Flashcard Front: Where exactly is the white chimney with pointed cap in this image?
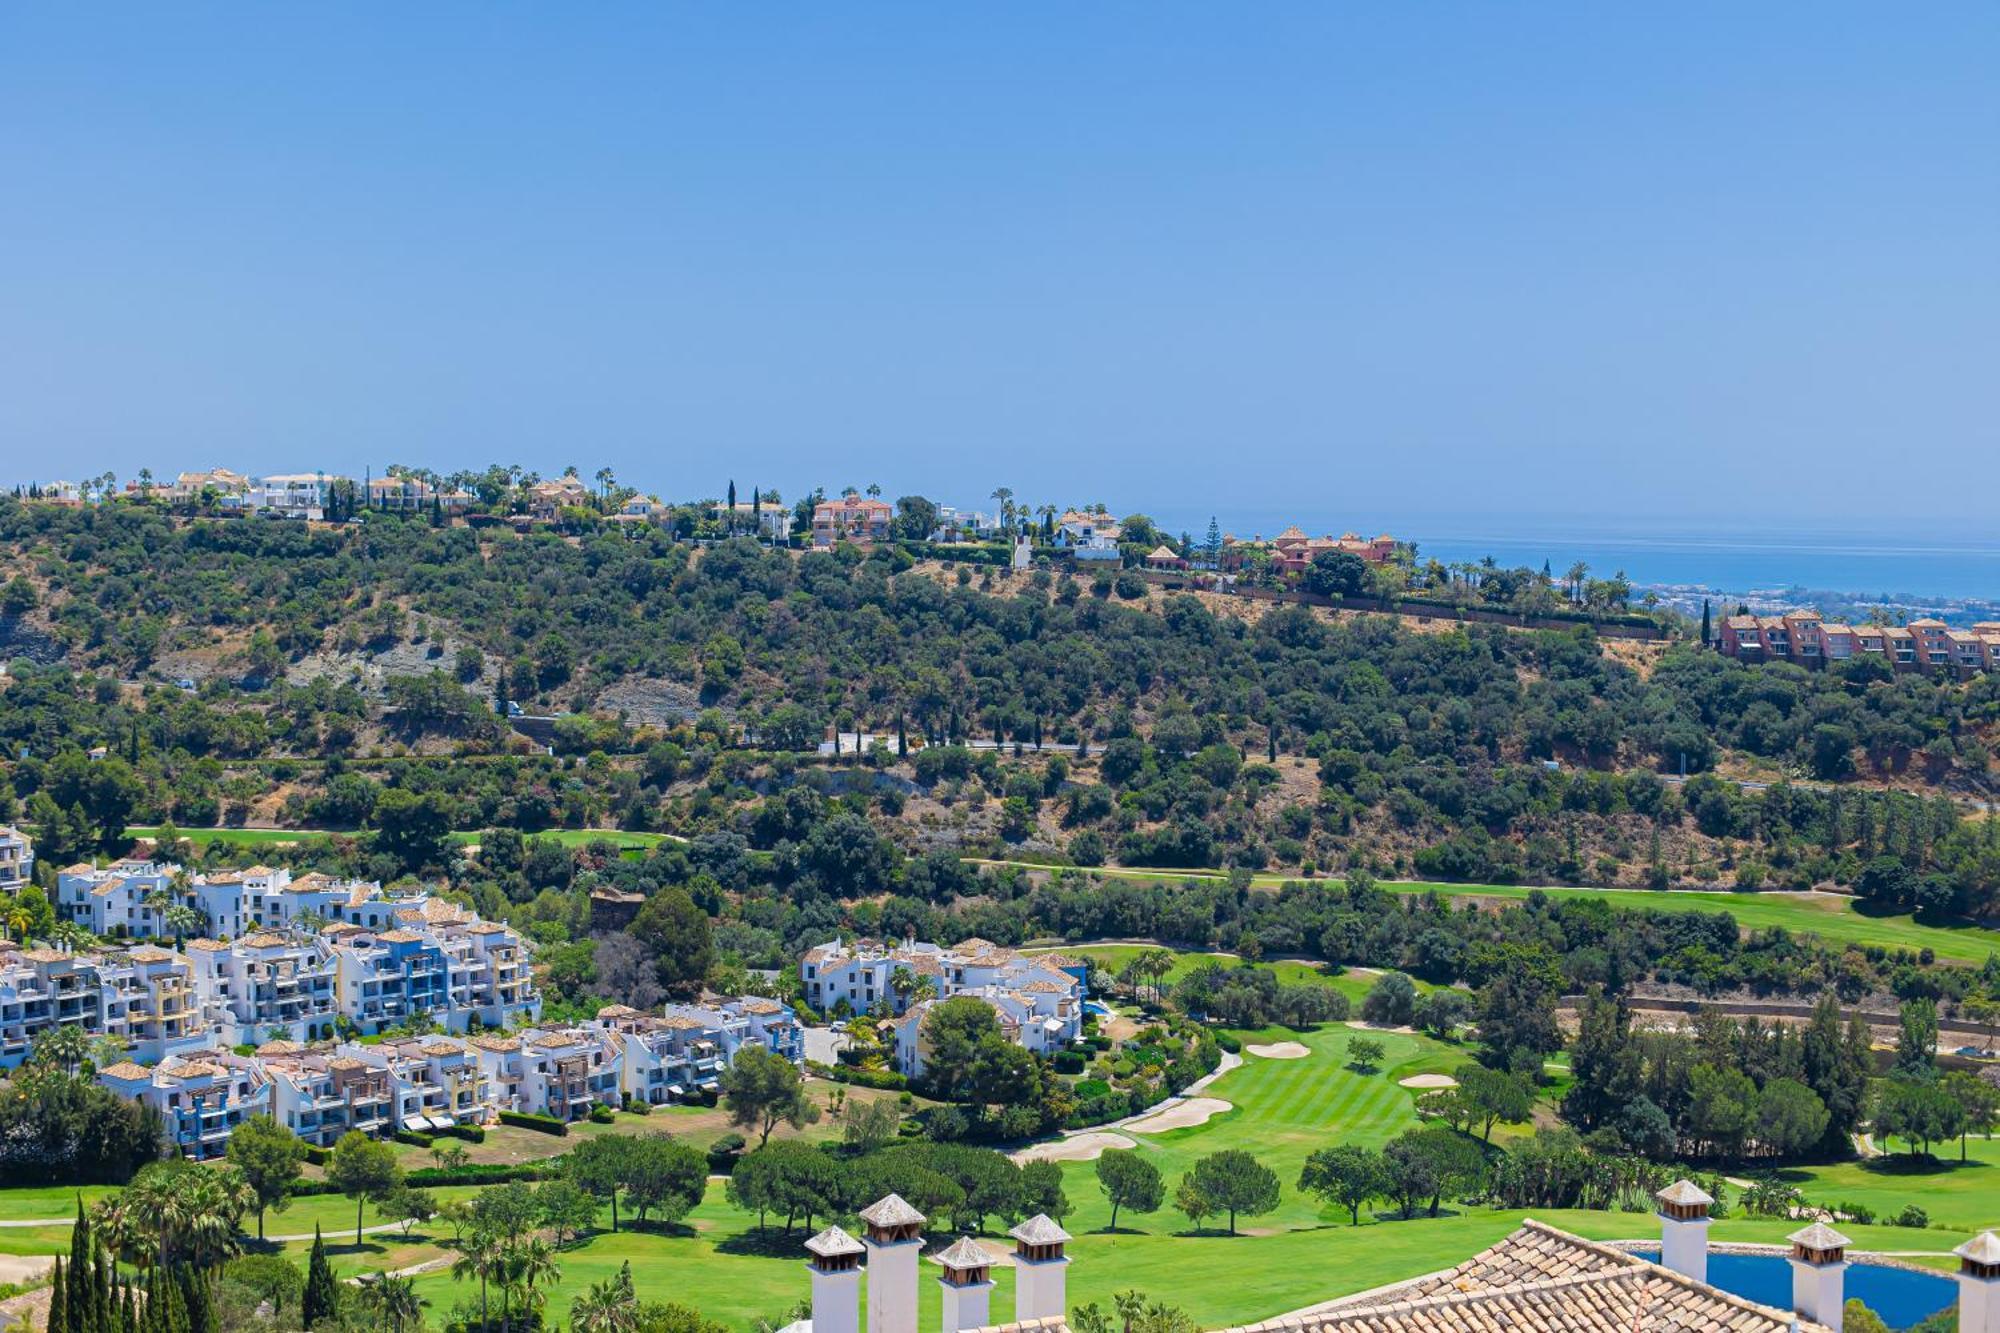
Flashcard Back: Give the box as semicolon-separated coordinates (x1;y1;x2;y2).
1654;1179;1714;1283
806;1225;866;1333
861;1194;926;1333
1788;1221;1851;1333
1957;1229;2000;1333
935;1236;996;1333
1010;1213;1072;1322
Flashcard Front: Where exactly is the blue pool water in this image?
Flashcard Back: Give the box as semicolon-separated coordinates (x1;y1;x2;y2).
1631;1249;1954;1330
1084;1001;1116;1018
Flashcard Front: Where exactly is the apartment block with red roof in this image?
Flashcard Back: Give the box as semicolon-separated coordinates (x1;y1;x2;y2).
1717;610;1995;675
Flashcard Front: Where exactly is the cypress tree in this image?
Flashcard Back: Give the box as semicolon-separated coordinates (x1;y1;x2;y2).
51;1256;68;1333
1699;598;1712;646
302;1226;339;1329
68;1201;92;1333
178;1266;213;1333
896;713;907;757
96;1242;116;1333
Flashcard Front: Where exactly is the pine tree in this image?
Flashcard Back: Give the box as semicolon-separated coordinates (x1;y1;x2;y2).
302;1226;339;1329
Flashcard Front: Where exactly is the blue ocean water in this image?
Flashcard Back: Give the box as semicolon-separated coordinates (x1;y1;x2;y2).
1137;508;2000;603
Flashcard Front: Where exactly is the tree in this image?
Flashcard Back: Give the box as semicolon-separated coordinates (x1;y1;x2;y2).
567;1136;633;1231
327;1130;403;1245
727;1140;841;1234
631;887;715;997
1304;550;1367;598
1894;998;1938;1079
1687;1065;1759;1162
227;1115;306;1239
383;1184;438;1238
360;1270;425;1333
1456;1065;1533;1143
620;1138;708;1226
721;1045;820;1148
1095;1150;1164;1231
1361;972;1418;1027
1754;1078;1830;1159
1179;1151;1280;1235
571;1260;641;1333
534;1178;600;1247
1346;1037;1385;1073
302;1226;340;1329
450;1227;505;1333
1941;1070;2000;1161
1297;1144;1385;1225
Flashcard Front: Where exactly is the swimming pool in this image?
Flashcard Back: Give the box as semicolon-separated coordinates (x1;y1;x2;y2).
1631;1248;1954;1329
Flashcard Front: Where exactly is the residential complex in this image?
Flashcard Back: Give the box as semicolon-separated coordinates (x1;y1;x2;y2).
799;937;1085;1078
1055;510;1123;566
0;826;31;892
1221;526;1399;576
812;494;894;547
50;861;541;1043
1718;611;2000;677
86;991;800;1158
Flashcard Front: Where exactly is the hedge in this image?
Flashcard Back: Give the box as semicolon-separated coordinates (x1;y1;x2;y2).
820;1065;907;1091
393;1129;436;1150
500;1110;570;1136
288;1159;559;1197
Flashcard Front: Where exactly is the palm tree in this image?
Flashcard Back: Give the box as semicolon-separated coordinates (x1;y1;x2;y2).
990;486;1015;532
364;1271;427;1333
570;1262;639;1333
34;1022;89;1074
1565;561;1589;604
512;1237;562;1323
94;1158;250;1273
3;902;30;943
451;1231;504;1333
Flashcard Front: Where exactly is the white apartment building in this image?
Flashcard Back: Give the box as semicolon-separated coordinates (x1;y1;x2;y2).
257;1044;395;1148
183;932;340;1045
893;980;1082;1078
0;942;212;1068
246;472;349;520
800;937;1086;1017
468;1025;623;1121
593;994;803;1107
98;1051;274;1161
0;826;33;893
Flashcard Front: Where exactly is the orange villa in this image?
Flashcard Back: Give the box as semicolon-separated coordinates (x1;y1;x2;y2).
812;494;893;547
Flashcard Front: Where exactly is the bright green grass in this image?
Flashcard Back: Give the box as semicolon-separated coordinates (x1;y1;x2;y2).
374;1191;1976;1332
1025;945;1445;1007
0;1184;118;1222
1777;1133;2000;1233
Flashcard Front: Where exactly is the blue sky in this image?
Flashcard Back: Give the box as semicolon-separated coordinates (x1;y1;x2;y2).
2;4;1996;524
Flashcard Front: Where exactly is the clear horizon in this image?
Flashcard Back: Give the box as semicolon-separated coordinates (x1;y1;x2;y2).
3;5;1996;521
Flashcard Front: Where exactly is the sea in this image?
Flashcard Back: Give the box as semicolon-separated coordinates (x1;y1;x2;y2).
1136;508;2000;606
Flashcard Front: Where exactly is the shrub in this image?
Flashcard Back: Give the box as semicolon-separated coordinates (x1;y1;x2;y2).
302;1145;331;1167
499;1109;569;1136
1052;1050;1087;1074
1215;1033;1242;1054
434;1123;486;1144
392;1129;436;1149
1891;1205;1930;1229
707;1133;746;1174
588;1103;616;1124
826;1065;908;1091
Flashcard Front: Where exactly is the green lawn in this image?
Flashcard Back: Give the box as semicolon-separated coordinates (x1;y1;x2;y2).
1025;944;1447;1009
0;1184;119;1222
1779;1133;2000;1233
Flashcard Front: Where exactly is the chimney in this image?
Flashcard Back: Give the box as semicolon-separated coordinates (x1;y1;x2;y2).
1787;1222;1851;1333
1009;1214;1072;1322
1957;1230;2000;1333
805;1226;865;1333
935;1237;995;1333
1654;1180;1714;1283
860;1194;925;1333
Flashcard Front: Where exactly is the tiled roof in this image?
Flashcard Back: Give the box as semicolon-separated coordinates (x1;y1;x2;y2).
237;933;293;948
859;1194;926;1228
1653;1180;1712;1208
468;1036;521;1052
376;929;424;944
805;1225;866;1259
183;939;229;953
1956;1230;2000;1266
99;1061;153;1081
1271;1220;1825;1333
419;1040;466;1057
935;1236;993;1272
20;949;72;964
1009;1214;1071;1246
256;1039;305;1055
1786;1222;1850;1252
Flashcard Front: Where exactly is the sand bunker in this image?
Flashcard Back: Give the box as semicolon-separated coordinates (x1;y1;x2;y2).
0;1256;53;1285
1246;1041;1310;1059
1124;1096;1232;1134
1010;1131;1137;1164
1346;1019;1417;1035
1398;1073;1458;1090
